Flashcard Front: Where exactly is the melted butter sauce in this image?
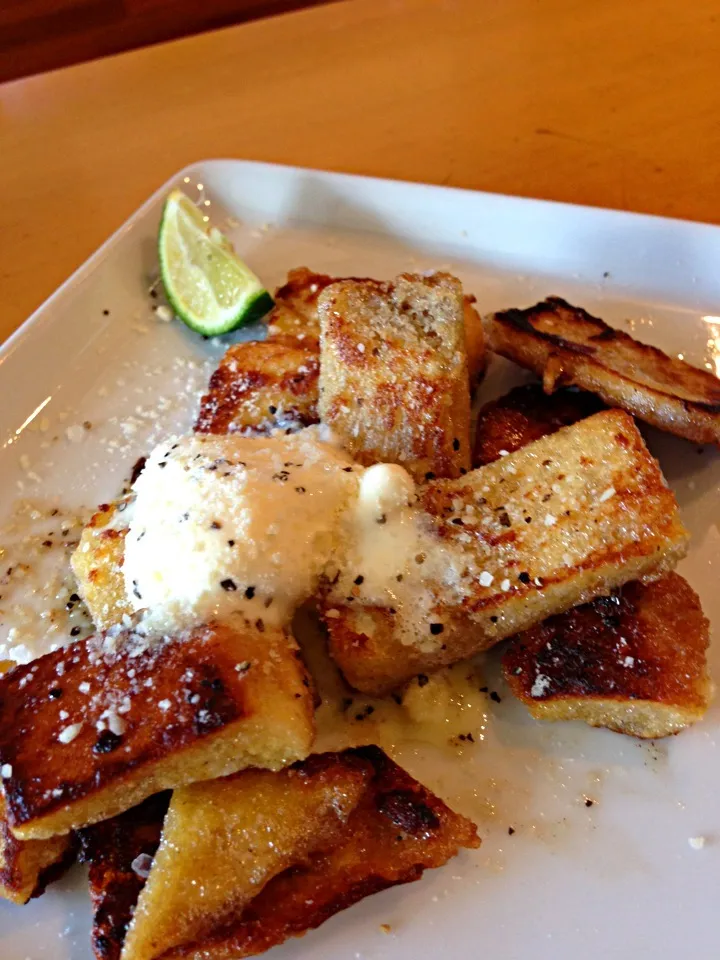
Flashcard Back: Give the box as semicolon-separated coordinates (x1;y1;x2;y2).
0;500;94;663
294;605;489;756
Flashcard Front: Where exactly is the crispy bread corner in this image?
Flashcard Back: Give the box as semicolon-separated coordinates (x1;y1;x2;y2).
0;791;77;904
0;618;314;839
503;574;713;737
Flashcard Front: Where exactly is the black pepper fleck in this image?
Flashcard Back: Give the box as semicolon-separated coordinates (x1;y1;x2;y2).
220;578;237;591
354;575;365;585
93;730;122;754
429;622;444;635
245;586;256;600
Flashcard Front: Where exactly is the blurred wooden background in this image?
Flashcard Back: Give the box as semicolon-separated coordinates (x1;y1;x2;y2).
0;0;334;83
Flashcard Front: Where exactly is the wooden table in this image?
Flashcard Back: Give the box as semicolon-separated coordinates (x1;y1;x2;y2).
2;0;720;343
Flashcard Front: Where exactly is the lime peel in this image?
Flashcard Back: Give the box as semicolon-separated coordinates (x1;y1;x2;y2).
158;190;273;336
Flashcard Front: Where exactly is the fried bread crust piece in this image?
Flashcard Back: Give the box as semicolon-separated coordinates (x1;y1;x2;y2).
478;384;713;736
473;383;604;466
194;341;320;436
318;273;472;480
485;297;720;445
78;793;171;960
194;268;333;435
118;747;479;960
0;791;77;904
0;618;314;839
326;410;688;695
120;753;371;960
71;499;135;631
503;574;713;737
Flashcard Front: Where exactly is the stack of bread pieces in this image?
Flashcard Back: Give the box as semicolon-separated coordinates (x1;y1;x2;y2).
0;267;716;960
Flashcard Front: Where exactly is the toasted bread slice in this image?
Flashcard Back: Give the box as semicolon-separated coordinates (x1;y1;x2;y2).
195;269;483;441
476;385;713;736
0;792;77;904
119;747;478;960
71;499;135;631
265;268;486;382
326;410;688;694
503;574;713;737
121;754;371;960
78;793;171;960
0;618;314;840
485;297;720;445
473;383;604;466
318;273;472;481
194;341;320;436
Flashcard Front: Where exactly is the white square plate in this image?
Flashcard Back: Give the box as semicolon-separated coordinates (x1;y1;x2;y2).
0;160;718;960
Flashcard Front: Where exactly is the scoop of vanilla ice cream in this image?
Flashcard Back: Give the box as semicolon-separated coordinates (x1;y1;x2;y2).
123;430;360;633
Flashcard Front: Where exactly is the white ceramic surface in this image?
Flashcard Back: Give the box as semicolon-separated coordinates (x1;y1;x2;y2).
0;160;718;960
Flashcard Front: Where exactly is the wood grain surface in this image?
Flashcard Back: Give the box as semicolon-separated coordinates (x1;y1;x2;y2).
2;0;720;343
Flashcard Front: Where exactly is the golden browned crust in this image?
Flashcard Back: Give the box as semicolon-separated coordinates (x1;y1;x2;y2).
117;748;478;960
194;267;337;435
71;500;135;631
326;410;688;695
476;383;712;737
194;341;320;435
503;574;713;737
463;296;486;386
0;792;77;904
473;384;604;466
263;267;336;349
485;297;720;445
0;619;315;839
78;793;170;960
318;273;472;480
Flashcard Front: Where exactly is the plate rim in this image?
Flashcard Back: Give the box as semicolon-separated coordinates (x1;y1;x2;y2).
5;156;720;367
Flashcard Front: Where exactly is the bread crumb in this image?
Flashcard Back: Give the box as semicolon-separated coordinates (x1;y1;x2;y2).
688;836;706;850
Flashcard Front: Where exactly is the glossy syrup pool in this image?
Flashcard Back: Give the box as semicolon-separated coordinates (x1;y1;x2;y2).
0;169;718;960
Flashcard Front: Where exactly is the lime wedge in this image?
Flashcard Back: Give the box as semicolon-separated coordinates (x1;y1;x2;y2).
158;190;273;336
